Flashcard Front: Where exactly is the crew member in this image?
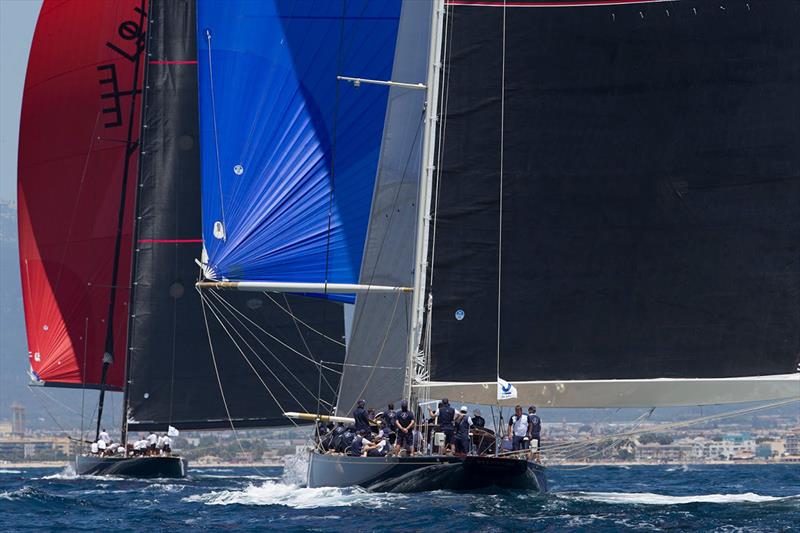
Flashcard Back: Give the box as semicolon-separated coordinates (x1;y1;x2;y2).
394;400;415;455
349;430;369;457
471;409;485;429
508;405;530;452
528;406;542;456
364;433;388;457
383;403;397;445
98;428;111;444
146;432;158;454
437;398;455;453
353;399;371;433
133;436;149;456
454;406;471;455
340;426;356;454
331;422;346;453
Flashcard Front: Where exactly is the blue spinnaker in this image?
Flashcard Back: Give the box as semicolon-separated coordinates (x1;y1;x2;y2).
197;0;401;302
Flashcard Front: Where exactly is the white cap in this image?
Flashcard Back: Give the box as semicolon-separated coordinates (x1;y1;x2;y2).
460;405;468;413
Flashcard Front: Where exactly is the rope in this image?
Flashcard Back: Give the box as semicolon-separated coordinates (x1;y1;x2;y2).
261;292;345;347
344;291;403;415
540;399;799;464
280;293;338;396
198;289;268;477
205;29;227;241
207;290;335;407
202;289;316;410
202;288;342;375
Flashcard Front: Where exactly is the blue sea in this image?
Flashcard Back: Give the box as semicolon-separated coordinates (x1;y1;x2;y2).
0;461;797;531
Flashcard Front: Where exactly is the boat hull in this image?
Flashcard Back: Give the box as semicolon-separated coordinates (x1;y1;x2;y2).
307;453;546;493
75;455;187;478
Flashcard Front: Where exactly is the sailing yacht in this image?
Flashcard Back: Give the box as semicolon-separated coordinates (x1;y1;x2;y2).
18;0;800;486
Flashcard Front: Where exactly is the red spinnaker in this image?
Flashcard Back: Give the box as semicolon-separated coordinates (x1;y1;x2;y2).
18;0;147;388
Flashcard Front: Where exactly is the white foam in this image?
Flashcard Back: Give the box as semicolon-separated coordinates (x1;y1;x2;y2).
183;481;403;509
41;465;77;479
566;491;796;505
281;451;309;485
0;469;22;474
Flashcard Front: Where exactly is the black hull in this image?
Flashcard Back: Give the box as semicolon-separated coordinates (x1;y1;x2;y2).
75;455;187;478
307;453;546;493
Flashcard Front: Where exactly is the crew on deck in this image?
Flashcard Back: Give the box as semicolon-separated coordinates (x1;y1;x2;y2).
394;400;415;455
508;405;530;452
454;405;471;455
435;398;455;454
326;398;541;460
383;403;397;445
528;405;541;457
352;399;371;434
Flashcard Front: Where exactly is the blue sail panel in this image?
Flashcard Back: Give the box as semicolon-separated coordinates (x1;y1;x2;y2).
197;0;402;298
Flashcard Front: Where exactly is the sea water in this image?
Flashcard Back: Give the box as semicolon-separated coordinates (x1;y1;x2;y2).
0;463;797;531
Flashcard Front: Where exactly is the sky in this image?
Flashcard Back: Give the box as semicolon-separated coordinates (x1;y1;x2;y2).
0;0;42;202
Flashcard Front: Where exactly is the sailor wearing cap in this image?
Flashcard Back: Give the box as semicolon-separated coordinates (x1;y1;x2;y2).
352;399;371;434
454;405;471;455
394;400;415;455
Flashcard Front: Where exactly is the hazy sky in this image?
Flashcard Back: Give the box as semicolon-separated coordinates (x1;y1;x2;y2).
0;0;42;202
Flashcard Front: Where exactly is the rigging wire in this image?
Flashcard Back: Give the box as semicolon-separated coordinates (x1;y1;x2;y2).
344;290;404;415
203;289;320;409
427;0;454;287
198;288;269;477
205;29;227;241
261;292;345;347
280;293;338;396
540;398;799;465
204;288;342;375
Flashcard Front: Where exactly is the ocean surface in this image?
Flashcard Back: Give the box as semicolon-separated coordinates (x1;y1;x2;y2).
0;461;797;531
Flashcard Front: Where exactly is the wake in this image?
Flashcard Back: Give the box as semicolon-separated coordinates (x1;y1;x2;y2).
562;491;799;505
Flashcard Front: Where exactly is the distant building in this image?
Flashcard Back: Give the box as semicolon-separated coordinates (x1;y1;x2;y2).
635;442;691;462
785;432;800;456
11;404;25;436
0;435;73;460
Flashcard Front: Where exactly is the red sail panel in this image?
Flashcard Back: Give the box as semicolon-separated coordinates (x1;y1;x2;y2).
18;0;147;388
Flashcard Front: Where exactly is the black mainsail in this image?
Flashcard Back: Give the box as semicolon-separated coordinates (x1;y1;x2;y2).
418;0;800;407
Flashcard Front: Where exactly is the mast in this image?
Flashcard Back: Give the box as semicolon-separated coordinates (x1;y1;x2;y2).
95;1;148;442
121;0;155;447
403;0;446;405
